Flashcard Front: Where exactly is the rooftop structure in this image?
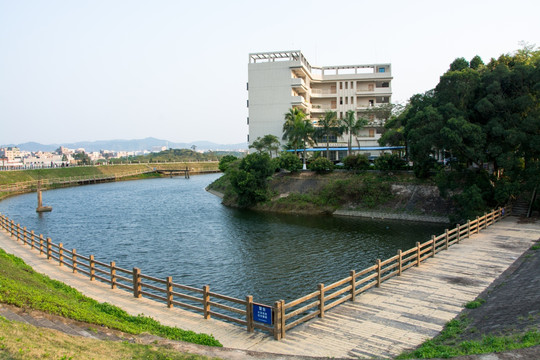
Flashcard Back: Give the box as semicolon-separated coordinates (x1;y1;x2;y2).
247;50;392;160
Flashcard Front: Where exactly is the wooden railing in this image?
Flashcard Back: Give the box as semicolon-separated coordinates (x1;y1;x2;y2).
273;207;510;339
0;207;510;340
0;170;153;193
0;214;274;337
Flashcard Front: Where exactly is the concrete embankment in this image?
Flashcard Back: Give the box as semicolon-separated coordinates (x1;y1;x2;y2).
333;209;450;223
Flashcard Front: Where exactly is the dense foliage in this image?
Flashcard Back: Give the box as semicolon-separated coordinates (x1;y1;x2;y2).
228;153;275;207
277;152;303;172
380;46;540;221
218;155;238;172
128;148;224;163
342;154;371;171
308;157;334;174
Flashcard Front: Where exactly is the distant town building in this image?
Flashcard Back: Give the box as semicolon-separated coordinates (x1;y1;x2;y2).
247;50;392;160
0;147;21;161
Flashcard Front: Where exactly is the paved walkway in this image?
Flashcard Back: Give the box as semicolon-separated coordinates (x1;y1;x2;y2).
1;217;539;359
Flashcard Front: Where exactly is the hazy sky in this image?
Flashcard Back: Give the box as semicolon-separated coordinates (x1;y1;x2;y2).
1;0;539;145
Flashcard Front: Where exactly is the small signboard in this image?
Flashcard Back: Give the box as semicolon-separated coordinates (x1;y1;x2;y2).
253;303;273;325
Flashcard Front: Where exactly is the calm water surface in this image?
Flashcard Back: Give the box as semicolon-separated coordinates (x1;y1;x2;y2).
0;174;446;303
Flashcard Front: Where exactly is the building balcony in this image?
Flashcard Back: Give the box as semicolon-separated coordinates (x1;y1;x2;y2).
291;78;308;93
291;96;309;110
311;88;337;98
356;87;392;96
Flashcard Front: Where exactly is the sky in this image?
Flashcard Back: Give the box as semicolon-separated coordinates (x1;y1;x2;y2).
1;0;539;146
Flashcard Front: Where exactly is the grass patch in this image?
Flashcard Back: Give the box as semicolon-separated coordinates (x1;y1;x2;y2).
398;312;540;359
465;298;486;309
0;248;221;347
0;316;217;360
398;329;540;359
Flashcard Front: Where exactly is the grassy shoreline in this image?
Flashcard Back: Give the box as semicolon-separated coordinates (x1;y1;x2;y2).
0;247;221;347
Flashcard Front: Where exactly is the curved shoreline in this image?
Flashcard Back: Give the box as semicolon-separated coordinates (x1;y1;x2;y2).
205;189;450;223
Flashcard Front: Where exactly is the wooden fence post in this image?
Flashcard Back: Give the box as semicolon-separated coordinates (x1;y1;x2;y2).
110;261;116;289
280;299;286;339
398;250;402;276
273;301;282;340
476;216;480;233
350;270;356;301
10;220;14;236
246;295;253;333
318;283;325;318
90;255;95;281
166;276;173;308
467;220;471;238
16;224;21;242
58;243;63;266
484;213;487;229
30;230;35;249
39;235;44;255
23;227;27;245
133;267;141;298
457;224;461;244
203;285;210;319
72;249;77;273
431;235;436;257
46;237;52;259
416;242;421;266
445;229;449;250
376;259;381;287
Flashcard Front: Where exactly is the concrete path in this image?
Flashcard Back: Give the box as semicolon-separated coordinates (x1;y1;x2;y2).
1;217;539;359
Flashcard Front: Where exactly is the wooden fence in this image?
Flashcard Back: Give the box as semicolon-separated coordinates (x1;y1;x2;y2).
0;170;153;193
0;207;509;340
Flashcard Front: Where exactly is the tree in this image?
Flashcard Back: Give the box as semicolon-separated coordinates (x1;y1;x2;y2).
218;155;238;172
341;110;368;156
261;134;281;157
248;137;265;153
314;110;343;160
282;108;316;169
282;108;306;155
229;153;274;207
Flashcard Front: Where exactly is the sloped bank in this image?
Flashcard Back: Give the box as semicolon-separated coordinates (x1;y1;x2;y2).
208;171;455;223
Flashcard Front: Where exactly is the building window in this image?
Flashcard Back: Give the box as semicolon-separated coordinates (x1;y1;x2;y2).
247;134;249;142
340;97;343;105
379;68;385;73
369;129;375;137
247;100;249;107
369;99;374;107
247;117;249;125
246;82;249;90
340;82;343;90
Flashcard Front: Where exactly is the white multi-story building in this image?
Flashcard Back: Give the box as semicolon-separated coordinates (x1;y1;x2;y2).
247;50;392;160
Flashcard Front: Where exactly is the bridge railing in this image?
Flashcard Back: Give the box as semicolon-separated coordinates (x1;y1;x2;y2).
0;214;274;337
0;207;510;340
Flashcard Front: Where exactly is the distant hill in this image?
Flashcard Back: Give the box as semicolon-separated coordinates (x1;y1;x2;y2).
1;137;248;152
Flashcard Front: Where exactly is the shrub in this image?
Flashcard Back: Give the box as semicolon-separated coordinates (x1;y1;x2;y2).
342;154;370;171
218;155;238;172
277;152;303;172
375;153;406;171
229;153;274;207
309;157;334;174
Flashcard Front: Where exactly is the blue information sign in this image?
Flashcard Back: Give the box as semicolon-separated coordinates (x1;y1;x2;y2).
253;303;273;325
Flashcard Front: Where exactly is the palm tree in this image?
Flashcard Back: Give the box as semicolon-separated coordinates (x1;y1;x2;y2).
314;110;343;160
261;134;280;157
282;108;306;155
282;108;316;168
341;110;368;156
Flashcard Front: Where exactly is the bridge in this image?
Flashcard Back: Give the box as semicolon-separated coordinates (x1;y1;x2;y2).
1;215;538;358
